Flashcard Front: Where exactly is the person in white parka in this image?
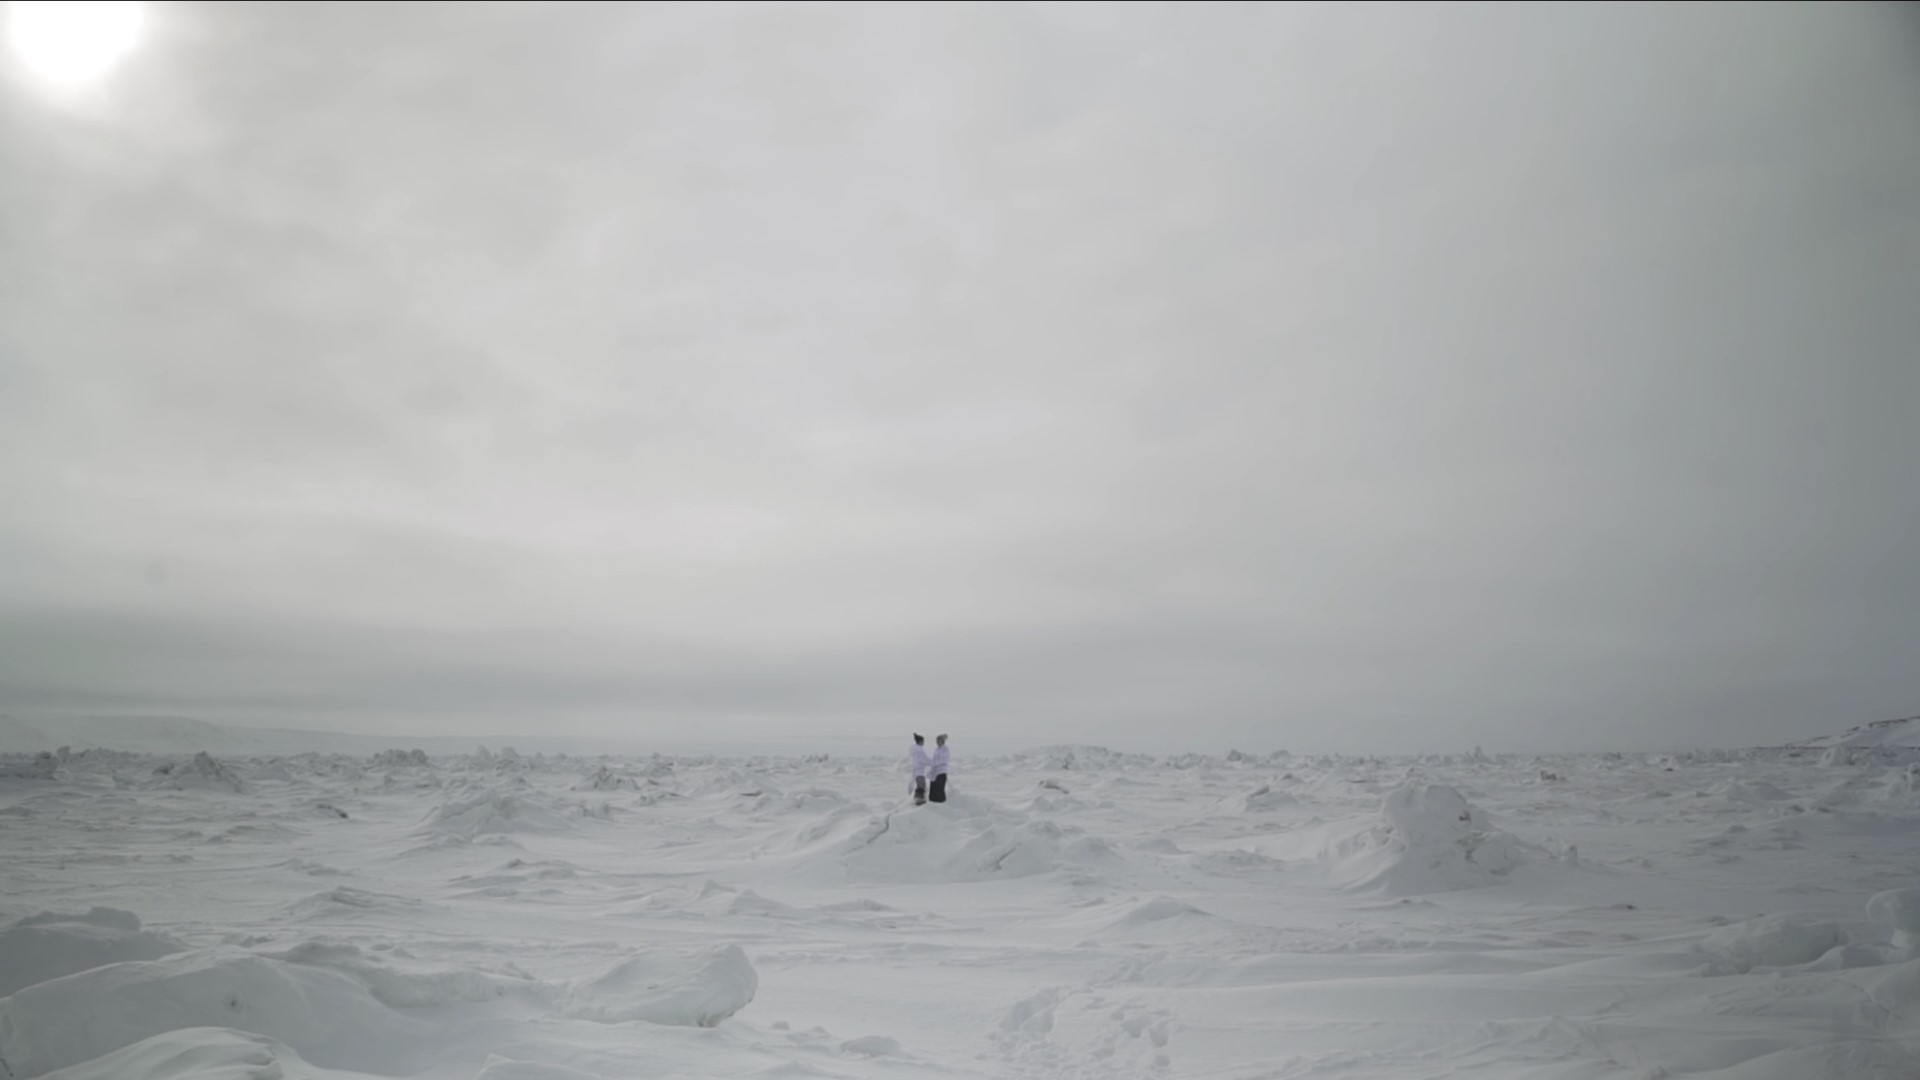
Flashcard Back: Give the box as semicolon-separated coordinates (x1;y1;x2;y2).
908;733;931;805
929;734;950;803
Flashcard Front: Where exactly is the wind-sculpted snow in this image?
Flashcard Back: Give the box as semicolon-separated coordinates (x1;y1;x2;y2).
1307;781;1536;895
560;945;757;1027
1695;913;1849;974
0;909;184;996
148;751;246;793
261;938;519;1007
31;1029;348;1080
474;1057;606;1080
1868;888;1920;957
833;792;1123;883
572;765;643;792
0;751;59;780
278;886;446;923
0;948;437;1076
0;927;763;1077
1083;895;1224;947
1231;781;1301;813
1;733;1918;1077
417;786;581;840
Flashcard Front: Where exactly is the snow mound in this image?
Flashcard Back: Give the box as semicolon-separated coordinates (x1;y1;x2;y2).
371;748;430;768
573;766;641;792
477;1056;606;1080
0;948;432;1076
0;908;185;996
150;751;245;793
838;1035;905;1057
1702;779;1796;804
1696;914;1848;973
262;938;521;1007
998;988;1062;1035
679;881;801;919
1023;791;1095;815
561;945;756;1027
769;787;848;812
1082;895;1224;947
1112;896;1210;927
1190;848;1289;877
777;803;872;850
33;1028;339;1080
1238;783;1299;812
418;789;578;840
836;795;1120;883
1808;768;1920;812
0;751;59;780
1867;888;1920;954
279;887;439;922
1861;956;1920;1017
722;890;801;918
1321;782;1531;895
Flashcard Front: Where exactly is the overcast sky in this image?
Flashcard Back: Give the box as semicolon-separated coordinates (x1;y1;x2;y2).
1;2;1916;754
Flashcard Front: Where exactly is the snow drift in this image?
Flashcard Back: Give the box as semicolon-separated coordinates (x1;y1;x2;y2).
475;1056;607;1080
834;794;1120;884
29;1028;341;1080
149;752;245;793
1695;914;1849;974
1317;781;1531;895
573;766;642;792
417;788;578;840
1868;888;1920;957
0;948;434;1076
0;937;759;1077
0;908;184;997
279;886;442;923
561;945;757;1027
0;751;59;780
1237;782;1300;812
1089;896;1220;944
262;938;520;1008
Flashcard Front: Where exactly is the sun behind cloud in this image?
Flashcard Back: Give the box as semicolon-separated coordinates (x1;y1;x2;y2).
7;0;144;86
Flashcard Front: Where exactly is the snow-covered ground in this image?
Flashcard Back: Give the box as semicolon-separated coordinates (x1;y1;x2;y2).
2;733;1918;1079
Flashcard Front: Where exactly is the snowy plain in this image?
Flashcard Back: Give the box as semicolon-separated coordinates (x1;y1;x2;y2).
2;719;1918;1079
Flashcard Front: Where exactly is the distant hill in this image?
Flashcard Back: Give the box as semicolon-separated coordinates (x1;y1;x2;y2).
0;714;263;754
10;710;1920;759
0;714;620;756
1797;715;1920;750
0;714;909;758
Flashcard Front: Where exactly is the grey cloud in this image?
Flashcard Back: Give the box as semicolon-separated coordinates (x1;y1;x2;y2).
1;2;1916;752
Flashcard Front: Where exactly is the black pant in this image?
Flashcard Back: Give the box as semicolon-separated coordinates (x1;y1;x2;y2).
929;773;948;803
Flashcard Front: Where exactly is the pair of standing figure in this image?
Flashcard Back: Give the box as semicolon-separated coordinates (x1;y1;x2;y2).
909;733;949;805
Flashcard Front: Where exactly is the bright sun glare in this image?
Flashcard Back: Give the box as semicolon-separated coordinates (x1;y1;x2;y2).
7;0;144;85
